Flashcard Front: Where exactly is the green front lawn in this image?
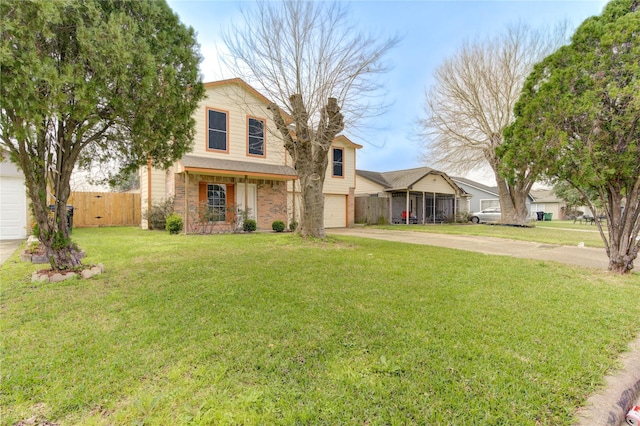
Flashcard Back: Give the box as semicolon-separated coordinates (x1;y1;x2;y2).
374;220;607;248
1;228;639;425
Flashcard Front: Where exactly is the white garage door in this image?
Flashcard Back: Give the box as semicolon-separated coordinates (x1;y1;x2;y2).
0;176;28;240
324;194;347;228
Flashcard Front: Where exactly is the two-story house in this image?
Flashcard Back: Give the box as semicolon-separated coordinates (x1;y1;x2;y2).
140;78;360;232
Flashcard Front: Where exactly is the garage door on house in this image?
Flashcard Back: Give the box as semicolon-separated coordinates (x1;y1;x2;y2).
0;169;28;240
324;194;347;228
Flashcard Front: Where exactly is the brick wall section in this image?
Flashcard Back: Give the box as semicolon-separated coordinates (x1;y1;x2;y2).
173;172;288;232
256;180;287;229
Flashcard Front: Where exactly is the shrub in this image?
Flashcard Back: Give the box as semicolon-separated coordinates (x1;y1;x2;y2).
165;213;183;234
289;220;298;231
243;219;257;232
144;198;174;230
272;220;286;232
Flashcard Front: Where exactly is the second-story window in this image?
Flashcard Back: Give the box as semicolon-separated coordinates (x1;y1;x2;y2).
248;117;265;157
332;147;344;177
208;108;227;151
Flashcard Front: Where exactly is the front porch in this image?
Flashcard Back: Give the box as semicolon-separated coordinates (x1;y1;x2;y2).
391;191;458;225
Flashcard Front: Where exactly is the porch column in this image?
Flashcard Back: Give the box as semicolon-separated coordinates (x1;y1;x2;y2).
406;190;410;224
184;171;189;235
422;192;426;224
244;175;249;218
453;193;457;222
433;192;436;224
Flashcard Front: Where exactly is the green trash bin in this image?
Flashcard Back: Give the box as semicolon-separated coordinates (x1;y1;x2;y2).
543;212;552;221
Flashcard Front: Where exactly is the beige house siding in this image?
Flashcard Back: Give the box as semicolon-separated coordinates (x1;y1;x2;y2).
355;175;386;195
140;164;168;229
324;139;357;195
412;175;457;194
189;82;287;167
531;202;562;220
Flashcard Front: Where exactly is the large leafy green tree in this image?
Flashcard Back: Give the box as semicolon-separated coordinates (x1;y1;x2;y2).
500;0;639;273
1;0;204;270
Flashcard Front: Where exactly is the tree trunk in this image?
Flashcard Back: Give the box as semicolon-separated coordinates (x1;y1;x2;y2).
268;96;343;239
299;170;327;238
493;169;531;226
18;121;84;271
600;184;639;274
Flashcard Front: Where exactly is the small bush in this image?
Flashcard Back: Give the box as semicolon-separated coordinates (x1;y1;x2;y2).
145;198;174;230
243;219;257;232
272;220;285;232
165;213;183;235
289;220;298;231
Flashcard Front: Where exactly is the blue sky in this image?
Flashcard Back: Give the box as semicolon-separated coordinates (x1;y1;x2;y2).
167;0;607;184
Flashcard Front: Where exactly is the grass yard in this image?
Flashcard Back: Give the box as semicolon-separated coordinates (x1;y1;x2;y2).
1;227;639;425
374;220;607;248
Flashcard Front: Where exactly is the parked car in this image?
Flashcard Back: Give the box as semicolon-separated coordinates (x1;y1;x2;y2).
470;207;501;224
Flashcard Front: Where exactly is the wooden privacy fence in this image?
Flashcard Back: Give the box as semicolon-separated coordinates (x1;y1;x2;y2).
67;192;141;227
355;196;390;225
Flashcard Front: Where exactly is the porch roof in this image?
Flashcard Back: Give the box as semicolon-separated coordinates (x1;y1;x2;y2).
357;167;466;194
179;155;298;180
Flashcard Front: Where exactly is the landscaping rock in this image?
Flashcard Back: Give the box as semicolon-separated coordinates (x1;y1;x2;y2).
49;272;77;283
31;271;49;283
31;265;103;283
31;254;49;264
20;252;32;262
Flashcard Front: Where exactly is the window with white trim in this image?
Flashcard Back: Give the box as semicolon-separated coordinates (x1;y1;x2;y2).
207;184;226;221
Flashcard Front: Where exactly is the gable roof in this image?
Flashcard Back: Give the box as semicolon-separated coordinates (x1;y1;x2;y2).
451;176;537;202
334;135;363;149
530;189;562;203
204;78;274;107
450;176;499;197
357;167;465;193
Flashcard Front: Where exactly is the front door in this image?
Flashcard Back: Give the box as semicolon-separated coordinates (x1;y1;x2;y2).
236;183;257;226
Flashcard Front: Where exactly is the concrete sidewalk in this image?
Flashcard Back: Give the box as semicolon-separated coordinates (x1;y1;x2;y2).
328;227;638;425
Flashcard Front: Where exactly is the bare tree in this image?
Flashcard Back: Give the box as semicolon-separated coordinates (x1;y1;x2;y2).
419;23;567;225
222;1;398;238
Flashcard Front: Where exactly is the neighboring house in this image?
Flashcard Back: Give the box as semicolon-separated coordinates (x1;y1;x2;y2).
0;159;29;239
451;176;535;218
355;167;469;224
529;189;567;220
140;78;360;232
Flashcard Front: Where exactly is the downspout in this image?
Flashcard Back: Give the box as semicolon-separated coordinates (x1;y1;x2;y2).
291;179;296;228
184;171;189;234
147;157;152;229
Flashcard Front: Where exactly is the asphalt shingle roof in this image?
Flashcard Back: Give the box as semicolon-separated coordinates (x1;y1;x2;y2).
180;155;298;179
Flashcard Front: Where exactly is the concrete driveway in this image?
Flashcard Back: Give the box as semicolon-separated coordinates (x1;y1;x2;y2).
0;239;24;266
329;227;610;269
